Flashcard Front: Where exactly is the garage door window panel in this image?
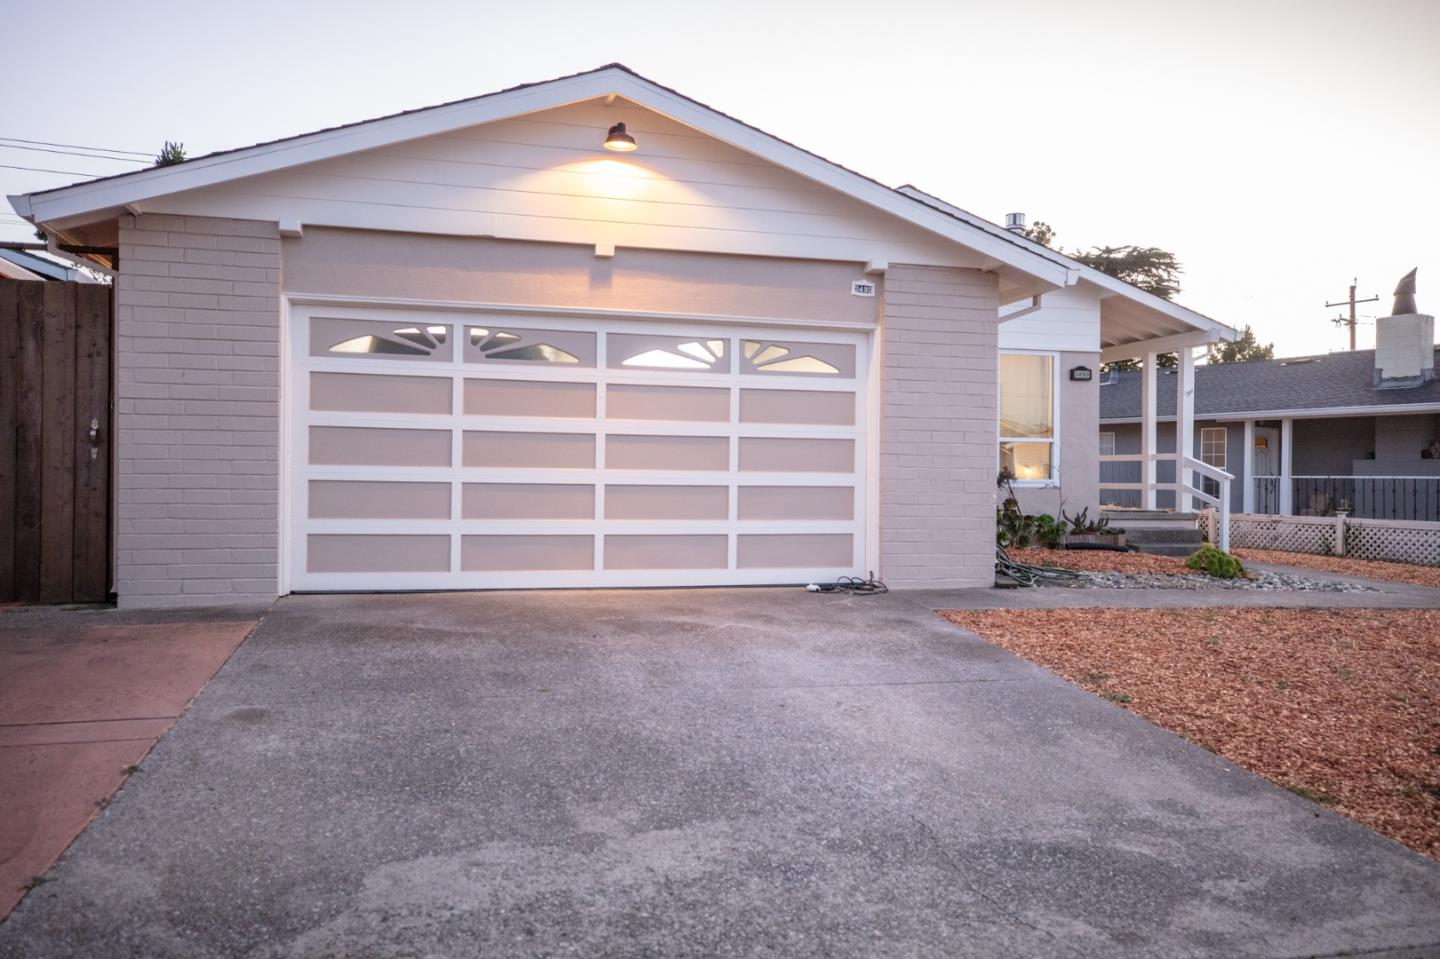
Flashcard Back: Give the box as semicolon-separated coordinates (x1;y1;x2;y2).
311;318;453;362
464;326;595;366
741;340;853;377
609;334;731;373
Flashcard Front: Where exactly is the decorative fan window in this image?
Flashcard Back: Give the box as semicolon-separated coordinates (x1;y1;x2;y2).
621;339;727;371
468;327;580;364
743;341;840;375
330;325;449;356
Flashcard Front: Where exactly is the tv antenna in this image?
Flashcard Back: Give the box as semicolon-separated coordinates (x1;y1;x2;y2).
1326;278;1379;351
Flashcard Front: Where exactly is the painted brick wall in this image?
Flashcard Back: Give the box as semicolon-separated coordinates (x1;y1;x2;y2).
114;214;281;607
879;265;999;588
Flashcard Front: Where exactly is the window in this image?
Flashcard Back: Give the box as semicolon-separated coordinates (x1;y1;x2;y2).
1200;427;1227;498
1099;432;1116;457
999;353;1055;482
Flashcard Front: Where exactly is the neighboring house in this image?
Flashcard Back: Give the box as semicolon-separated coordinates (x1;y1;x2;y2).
1100;340;1440;521
7;64;1233;607
0;247;103;282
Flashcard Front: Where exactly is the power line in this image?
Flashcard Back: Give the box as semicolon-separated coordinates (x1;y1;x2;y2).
0;136;151;158
0;143;147;164
0;162;125;177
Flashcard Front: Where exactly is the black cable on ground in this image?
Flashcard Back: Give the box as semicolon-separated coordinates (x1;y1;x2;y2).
807;572;889;595
995;546;1085;588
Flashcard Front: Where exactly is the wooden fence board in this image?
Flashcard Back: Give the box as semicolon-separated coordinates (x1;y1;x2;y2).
0;284;17;600
39;283;76;603
12;282;45;601
72;284;111;601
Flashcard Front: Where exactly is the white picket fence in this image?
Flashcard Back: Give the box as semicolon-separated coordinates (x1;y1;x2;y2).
1227;512;1440;567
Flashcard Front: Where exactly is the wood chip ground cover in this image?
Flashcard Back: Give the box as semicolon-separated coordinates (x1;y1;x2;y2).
1007;547;1205;576
1234;548;1440;589
940;607;1440;859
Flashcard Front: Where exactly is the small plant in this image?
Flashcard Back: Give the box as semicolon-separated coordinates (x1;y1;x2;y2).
1185;544;1245;579
1061;506;1123;536
1286;785;1338;806
20;875;51;893
1102;691;1134;704
994;472;1063;549
1081;672;1110;685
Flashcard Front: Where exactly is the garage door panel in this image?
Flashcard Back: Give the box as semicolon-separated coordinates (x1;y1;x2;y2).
605;485;728;520
462;431;596;469
310;426;451;467
311;372;452;415
740;389;854;426
738;437;854;473
464;379;596;418
462;483;595;520
291;310;868;591
462;535;594;571
308;534;451;573
738;486;853;521
605;535;728;570
311;317;453;362
606;434;729;471
309;480;452;519
738;534;854;569
607;384;729;422
463;325;596;367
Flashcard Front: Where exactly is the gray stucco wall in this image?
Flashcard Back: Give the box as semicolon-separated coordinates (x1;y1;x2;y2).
1292;417;1373;474
1100;419;1245;513
879;265;999;588
1011;351;1100;520
115;214;281;608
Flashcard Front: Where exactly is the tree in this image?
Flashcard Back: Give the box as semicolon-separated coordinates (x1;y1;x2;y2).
1023;221;1055;248
154;141;187;167
1071;244;1183;300
1206;324;1274;364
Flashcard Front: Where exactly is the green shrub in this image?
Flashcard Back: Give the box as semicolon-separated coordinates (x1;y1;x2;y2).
1185;544;1245;579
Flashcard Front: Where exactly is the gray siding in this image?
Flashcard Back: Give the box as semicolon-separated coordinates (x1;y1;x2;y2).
115;214;280;607
879;265;998;588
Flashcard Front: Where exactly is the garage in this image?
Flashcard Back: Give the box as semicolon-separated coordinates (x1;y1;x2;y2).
286;304;871;590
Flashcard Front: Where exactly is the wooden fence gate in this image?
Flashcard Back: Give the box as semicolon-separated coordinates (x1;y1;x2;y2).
0;281;112;603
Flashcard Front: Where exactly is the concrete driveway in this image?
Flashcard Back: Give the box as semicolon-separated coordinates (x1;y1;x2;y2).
3;588;1438;958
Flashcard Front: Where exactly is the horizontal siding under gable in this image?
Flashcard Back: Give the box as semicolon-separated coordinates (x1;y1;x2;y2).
998;286;1101;352
141;100;979;268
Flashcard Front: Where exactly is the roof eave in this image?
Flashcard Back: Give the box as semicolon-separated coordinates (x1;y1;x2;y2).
12;65;1071;289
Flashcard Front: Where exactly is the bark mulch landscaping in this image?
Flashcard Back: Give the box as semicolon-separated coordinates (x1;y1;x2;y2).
1234;548;1440;590
1007;547;1204;576
940;607;1440;860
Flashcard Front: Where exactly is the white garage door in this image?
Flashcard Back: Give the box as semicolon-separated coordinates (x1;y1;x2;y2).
286;305;870;591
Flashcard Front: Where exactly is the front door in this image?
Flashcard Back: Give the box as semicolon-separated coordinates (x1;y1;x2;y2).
1252;427;1280;512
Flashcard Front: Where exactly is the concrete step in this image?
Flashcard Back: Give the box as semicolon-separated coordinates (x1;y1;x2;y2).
1100;509;1201;531
1133;543;1204;558
1123;527;1204;545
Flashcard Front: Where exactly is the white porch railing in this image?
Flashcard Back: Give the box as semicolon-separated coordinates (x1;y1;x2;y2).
1100;452;1233;551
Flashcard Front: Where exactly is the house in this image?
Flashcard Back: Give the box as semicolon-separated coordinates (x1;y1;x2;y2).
7;64;1234;607
0;246;104;282
1100;333;1440;521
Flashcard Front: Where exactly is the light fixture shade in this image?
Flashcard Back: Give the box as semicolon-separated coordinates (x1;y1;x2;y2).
603;122;637;152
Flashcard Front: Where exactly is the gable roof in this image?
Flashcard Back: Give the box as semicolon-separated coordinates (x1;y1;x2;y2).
1101;348;1440;421
9;64;1071;291
896;185;1237;350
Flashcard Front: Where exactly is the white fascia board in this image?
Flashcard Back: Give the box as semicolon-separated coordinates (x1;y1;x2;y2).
19;72;620;224
1101;401;1440;424
1101;330;1221;363
15;67;1071;289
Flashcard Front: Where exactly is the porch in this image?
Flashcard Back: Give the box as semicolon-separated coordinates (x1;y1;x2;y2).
1094;338;1236;551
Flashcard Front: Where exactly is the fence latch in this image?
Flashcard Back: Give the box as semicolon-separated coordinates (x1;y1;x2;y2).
88;418;101;460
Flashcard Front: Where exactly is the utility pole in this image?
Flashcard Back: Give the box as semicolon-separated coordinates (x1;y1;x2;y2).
1327;279;1379;352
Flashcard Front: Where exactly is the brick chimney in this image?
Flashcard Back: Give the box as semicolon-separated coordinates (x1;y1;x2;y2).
1375;268;1435;389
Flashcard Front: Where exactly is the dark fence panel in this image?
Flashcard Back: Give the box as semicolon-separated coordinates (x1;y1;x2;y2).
0;281;112;603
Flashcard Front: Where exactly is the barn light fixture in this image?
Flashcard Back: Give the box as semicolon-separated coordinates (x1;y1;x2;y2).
603;122;637;152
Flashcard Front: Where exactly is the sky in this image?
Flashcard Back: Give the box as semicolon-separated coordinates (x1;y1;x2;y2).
3;0;1437;357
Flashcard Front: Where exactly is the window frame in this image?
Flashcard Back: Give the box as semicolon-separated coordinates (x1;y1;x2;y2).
1199;426;1228;498
997;349;1061;487
1098;431;1116;457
